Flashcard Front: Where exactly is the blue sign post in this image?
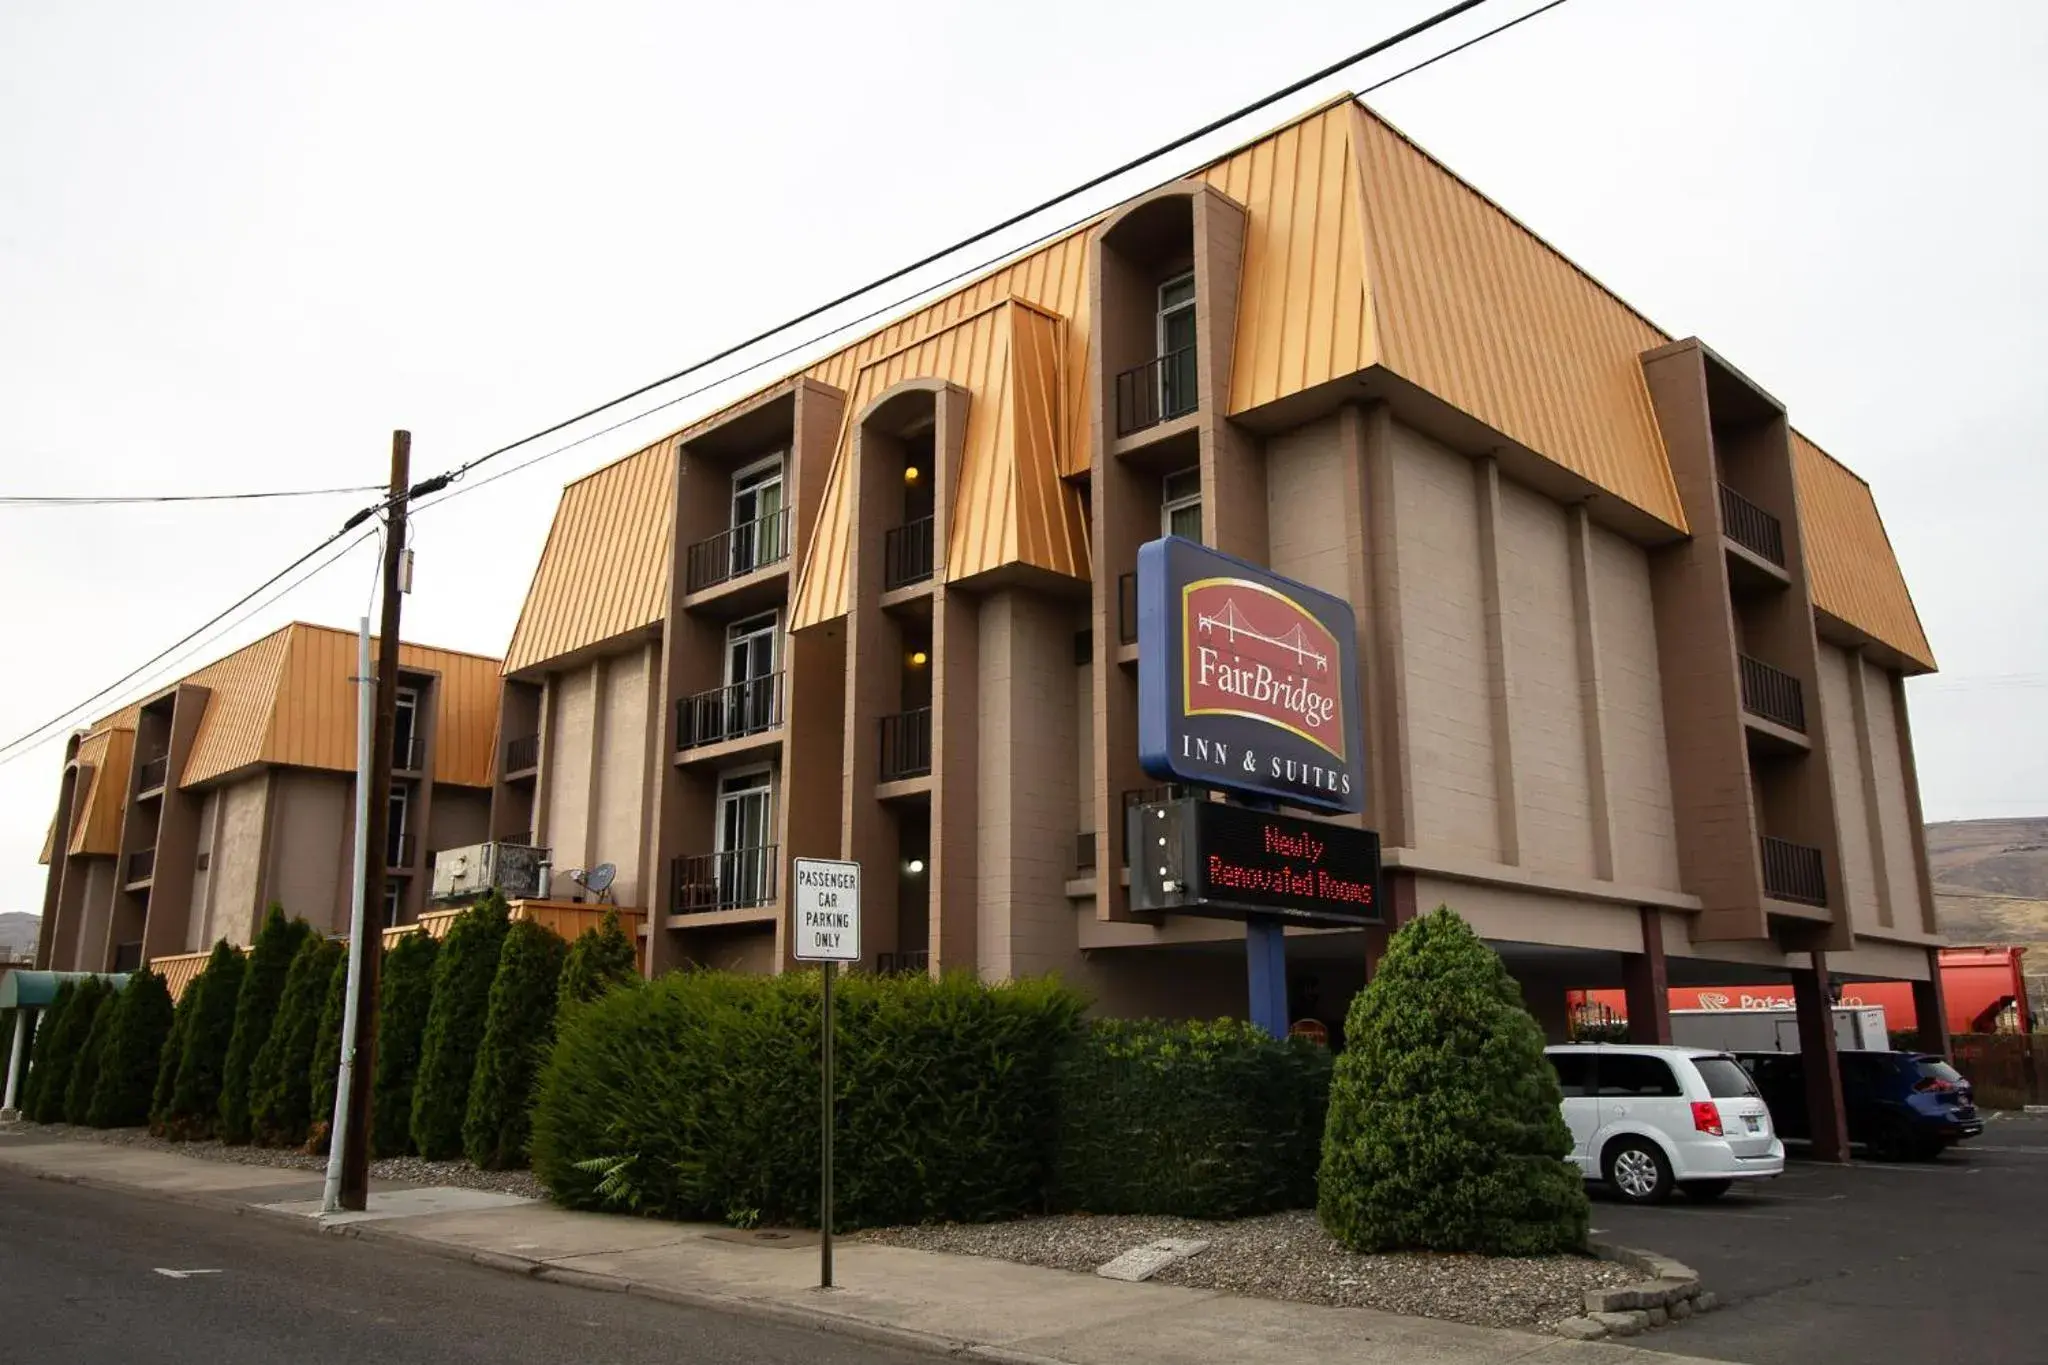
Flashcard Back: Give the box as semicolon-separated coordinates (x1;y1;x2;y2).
1133;536;1370;1038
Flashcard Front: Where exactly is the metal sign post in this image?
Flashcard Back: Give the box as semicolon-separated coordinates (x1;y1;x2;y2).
792;857;861;1290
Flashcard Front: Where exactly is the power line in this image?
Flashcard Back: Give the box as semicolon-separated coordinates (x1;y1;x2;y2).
0;485;383;508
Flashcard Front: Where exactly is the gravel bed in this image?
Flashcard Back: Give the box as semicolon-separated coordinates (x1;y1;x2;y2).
14;1121;548;1200
866;1210;1631;1330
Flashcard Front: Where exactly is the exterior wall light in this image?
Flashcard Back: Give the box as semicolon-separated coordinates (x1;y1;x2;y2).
906;858;926;875
908;650;929;668
904;465;921;484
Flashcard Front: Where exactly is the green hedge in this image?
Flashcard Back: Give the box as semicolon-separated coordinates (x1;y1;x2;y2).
370;931;440;1157
464;920;570;1169
166;941;247;1139
307;948;351;1152
410;895;511;1159
532;970;1084;1229
87;970;175;1129
1318;906;1588;1256
249;937;344;1147
150;991;195;1133
1054;1018;1331;1218
62;981;122;1124
31;978;109;1124
220;907;311;1144
556;910;639;1022
21;980;77;1120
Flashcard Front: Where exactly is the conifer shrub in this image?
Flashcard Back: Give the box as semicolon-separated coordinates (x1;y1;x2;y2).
87;969;175;1129
531;970;1084;1228
369;931;440;1157
150;991;195;1133
409;894;511;1159
31;977;108;1124
62;979;121;1124
248;936;344;1147
1053;1018;1331;1218
219;907;311;1143
21;980;76;1120
463;919;570;1169
306;948;350;1153
1317;906;1589;1256
555;910;640;1023
165;941;247;1139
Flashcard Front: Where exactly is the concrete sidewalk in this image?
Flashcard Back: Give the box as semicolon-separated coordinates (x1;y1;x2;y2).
0;1129;1743;1365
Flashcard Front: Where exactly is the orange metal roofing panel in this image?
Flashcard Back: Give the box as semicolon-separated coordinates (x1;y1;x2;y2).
1001;303;1090;581
1349;105;1687;534
55;724;135;859
179;625;294;787
1791;432;1935;672
503;439;676;673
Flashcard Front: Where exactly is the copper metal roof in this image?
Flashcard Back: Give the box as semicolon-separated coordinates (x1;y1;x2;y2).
1790;432;1935;672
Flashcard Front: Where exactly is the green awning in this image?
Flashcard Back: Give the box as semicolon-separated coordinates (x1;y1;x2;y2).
0;971;130;1009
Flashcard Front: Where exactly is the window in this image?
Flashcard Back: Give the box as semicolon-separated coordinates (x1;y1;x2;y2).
386;786;409;868
382;882;402;928
1596;1054;1682;1098
726;613;780;735
730;455;786;574
1549;1052;1594;1098
393;685;420;769
716;769;775;909
1162;467;1202;540
1693;1056;1760;1099
1157;273;1196;358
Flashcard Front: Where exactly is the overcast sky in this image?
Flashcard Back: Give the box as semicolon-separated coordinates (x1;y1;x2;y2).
3;0;2044;917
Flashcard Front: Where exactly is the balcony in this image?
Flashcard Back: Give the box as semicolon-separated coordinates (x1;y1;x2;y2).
1114;346;1199;437
504;733;540;776
676;672;784;751
1075;830;1097;874
877;950;929;975
1118;572;1138;646
1719;483;1785;568
393;734;425;773
1761;836;1827;907
1739;654;1807;733
672;845;778;914
387;833;417;871
137;754;169;796
686;508;791;595
125;847;156;887
112;941;144;973
883;516;935;591
879;707;932;783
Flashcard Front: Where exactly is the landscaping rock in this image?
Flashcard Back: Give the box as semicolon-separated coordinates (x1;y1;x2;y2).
1647;1305;1669;1328
1696;1291;1719;1313
1594;1310;1648;1337
1553;1317;1609;1341
1096;1238;1209;1282
1670;1297;1693;1321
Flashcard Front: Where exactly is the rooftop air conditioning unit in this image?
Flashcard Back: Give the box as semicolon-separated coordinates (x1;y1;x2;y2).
431;841;549;904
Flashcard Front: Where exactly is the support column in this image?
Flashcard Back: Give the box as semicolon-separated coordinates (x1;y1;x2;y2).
1624;907;1672;1044
1;1008;30;1115
1793;950;1850;1163
1246;918;1288;1038
1472;457;1521;866
1912;946;1950;1056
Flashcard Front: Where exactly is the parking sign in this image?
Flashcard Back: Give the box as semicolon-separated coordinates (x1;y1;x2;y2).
792;858;861;962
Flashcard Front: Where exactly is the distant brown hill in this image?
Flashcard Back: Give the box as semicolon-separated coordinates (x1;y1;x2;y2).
1928;818;2048;999
0;911;38;961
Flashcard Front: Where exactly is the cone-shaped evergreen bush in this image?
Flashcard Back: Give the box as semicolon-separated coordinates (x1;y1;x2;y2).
306;949;350;1154
32;978;108;1123
248;936;344;1146
556;910;639;1024
150;991;195;1133
166;941;247;1139
62;980;120;1124
87;969;175;1128
219;906;311;1143
370;930;440;1157
21;980;76;1119
410;893;510;1159
1317;906;1588;1256
464;919;569;1169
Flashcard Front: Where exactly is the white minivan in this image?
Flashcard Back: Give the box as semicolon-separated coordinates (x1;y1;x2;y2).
1544;1044;1784;1204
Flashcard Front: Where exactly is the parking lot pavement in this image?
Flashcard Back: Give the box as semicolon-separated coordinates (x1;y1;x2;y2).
1593;1111;2048;1365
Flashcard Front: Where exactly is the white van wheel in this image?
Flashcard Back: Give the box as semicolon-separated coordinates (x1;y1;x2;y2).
1604;1138;1673;1204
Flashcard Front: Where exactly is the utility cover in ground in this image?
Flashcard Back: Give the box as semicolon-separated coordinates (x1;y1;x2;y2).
792;858;861;962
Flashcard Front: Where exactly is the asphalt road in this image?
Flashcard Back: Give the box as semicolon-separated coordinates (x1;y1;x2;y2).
1594;1111;2048;1365
0;1169;932;1365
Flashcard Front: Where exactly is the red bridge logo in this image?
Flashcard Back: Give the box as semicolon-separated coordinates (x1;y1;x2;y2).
1182;577;1346;759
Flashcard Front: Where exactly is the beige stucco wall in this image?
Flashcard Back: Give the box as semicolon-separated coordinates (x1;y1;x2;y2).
688;925;777;974
74;859;116;971
268;770;352;935
1390;423;1499;859
1415;875;1645;955
1816;643;1882;932
592;644;656;903
1589;528;1684;891
1864;664;1927;933
1264;414;1349;599
428;788;492;862
542;662;598;887
186;788;221;943
202;776;269;947
1073;949;1246;1021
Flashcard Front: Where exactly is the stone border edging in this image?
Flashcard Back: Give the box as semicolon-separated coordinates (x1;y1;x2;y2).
1552;1242;1718;1341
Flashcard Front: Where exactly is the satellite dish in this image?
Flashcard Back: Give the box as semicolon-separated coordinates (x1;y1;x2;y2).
585;863;617;903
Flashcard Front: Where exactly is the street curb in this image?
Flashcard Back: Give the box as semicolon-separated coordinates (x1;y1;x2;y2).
1554;1242;1714;1341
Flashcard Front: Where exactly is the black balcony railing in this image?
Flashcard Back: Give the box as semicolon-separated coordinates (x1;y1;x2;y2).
125;847;156;885
879;707;933;782
676;672;785;750
1114;345;1199;437
1739;654;1807;732
137;754;170;794
1121;784;1187;865
883;516;935;590
504;733;540;775
1719;483;1786;568
393;733;425;772
1076;830;1098;874
672;845;779;913
686;507;791;594
1761;836;1827;907
877;950;930;975
387;833;417;871
1118;572;1138;645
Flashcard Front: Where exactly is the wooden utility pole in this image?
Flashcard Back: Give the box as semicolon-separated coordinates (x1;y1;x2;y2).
339;430;410;1210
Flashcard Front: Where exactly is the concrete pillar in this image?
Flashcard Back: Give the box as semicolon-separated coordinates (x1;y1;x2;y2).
2;1008;30;1115
1793;950;1850;1163
1624;907;1672;1044
1912;947;1950;1056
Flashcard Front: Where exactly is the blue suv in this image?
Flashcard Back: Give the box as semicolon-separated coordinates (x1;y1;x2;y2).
1738;1051;1983;1161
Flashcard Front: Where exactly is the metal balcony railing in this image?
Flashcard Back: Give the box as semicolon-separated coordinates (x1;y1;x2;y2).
1114;345;1199;437
387;833;417;871
137;754;169;794
1121;785;1187;865
393;734;425;772
125;848;155;885
1118;572;1138;645
676;672;785;750
504;733;540;775
686;507;791;594
672;845;778;913
879;708;932;782
1739;654;1807;732
1076;831;1097;874
877;950;929;975
1761;836;1827;907
1719;483;1786;568
883;516;935;590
